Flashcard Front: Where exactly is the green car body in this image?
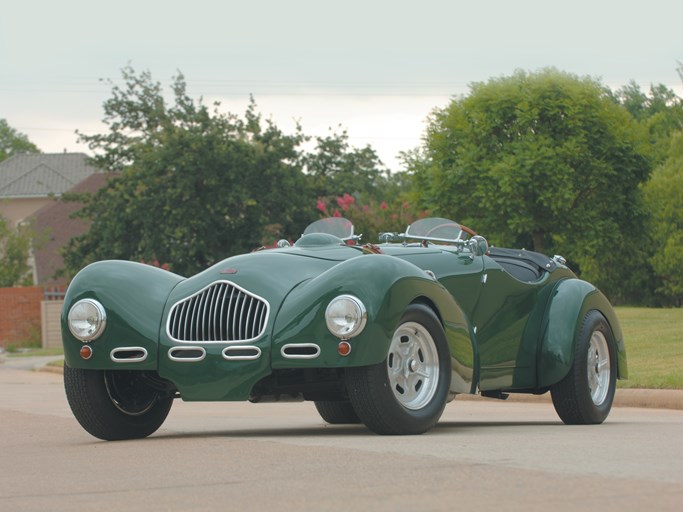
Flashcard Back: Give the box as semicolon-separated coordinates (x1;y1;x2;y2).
62;217;626;439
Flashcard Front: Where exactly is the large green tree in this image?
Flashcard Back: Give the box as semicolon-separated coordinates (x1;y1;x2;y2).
410;69;653;302
305;128;390;201
63;67;315;277
0;119;40;162
643;132;683;306
0;216;33;287
616;81;683;165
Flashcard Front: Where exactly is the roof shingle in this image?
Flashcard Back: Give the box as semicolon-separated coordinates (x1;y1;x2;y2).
0;153;98;198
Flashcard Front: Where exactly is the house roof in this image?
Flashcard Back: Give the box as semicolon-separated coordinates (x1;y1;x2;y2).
0;152;98;199
31;173;114;286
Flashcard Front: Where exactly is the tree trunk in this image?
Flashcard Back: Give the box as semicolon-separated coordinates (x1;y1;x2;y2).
531;230;545;254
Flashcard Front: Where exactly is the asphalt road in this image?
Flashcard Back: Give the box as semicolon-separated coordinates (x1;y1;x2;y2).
1;365;681;512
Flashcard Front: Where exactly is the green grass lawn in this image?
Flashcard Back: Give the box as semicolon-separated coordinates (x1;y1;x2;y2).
6;347;64;357
616;307;683;389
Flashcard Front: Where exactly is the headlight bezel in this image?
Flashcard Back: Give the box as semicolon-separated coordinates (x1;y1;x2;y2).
325;295;367;340
67;298;107;342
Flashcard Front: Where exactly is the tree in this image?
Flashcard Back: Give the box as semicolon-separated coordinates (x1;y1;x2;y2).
643;132;683;306
63;67;315;277
0;119;40;162
616;81;683;165
305;129;390;201
411;69;653;302
0;216;33;287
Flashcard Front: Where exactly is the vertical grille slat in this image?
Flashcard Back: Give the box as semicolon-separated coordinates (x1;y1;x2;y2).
167;281;269;343
238;295;247;341
218;283;228;341
180;301;190;340
209;283;222;341
197;288;208;341
188;297;199;339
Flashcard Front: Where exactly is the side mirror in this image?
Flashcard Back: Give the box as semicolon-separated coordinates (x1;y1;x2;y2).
469;235;489;257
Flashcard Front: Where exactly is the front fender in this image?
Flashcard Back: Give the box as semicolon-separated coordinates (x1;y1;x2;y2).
538;278;627;388
62;261;184;370
271;254;476;393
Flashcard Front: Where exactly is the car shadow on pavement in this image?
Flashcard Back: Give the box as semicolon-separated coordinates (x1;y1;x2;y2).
139;420;578;441
150;425;370;440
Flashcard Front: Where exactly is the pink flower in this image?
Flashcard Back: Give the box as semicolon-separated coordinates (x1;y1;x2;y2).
380;201;388;210
336;193;355;211
333;209;341;218
316;199;327;213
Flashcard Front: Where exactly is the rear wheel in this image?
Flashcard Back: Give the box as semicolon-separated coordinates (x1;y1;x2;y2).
314;401;361;424
64;365;174;440
346;304;451;435
551;311;617;424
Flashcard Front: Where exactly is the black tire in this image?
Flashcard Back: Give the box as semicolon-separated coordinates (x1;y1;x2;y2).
314;401;361;424
551;310;617;425
345;303;451;435
64;365;174;440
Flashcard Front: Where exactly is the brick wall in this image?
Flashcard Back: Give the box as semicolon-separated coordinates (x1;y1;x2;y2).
0;287;43;347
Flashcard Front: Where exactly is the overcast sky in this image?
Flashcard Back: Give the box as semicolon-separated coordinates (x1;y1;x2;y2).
1;0;682;170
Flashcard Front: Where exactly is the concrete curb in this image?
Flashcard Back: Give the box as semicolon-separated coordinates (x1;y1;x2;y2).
28;360;683;411
458;388;683;411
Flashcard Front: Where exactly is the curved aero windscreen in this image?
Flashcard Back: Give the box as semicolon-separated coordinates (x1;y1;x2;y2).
303;217;354;240
405;217;463;242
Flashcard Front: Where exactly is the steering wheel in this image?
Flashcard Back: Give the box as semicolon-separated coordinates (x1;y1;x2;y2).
460;224;478;238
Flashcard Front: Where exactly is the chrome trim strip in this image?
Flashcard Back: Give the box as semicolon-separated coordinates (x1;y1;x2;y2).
281;343;321;360
166;280;270;344
168;346;206;362
222;346;262;361
110;347;148;363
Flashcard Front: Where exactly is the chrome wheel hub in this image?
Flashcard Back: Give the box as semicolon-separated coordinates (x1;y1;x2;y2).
587;331;611;406
387;321;439;410
104;371;158;416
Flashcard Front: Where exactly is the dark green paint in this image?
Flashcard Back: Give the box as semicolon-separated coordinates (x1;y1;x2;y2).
62;261;183;371
538;279;627;387
61;233;626;402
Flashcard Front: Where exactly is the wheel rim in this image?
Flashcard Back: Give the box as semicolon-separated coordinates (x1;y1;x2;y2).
587;330;611;406
104;371;158;416
387;321;439;410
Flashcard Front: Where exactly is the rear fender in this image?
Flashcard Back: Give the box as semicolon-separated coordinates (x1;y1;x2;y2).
538;279;627;388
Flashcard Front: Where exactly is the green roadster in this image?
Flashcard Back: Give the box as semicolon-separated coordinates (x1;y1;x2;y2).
62;216;626;439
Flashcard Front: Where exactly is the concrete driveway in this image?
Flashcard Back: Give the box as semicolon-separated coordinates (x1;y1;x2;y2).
1;365;681;512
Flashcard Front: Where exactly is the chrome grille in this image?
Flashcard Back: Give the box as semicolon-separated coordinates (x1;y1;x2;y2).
167;281;269;342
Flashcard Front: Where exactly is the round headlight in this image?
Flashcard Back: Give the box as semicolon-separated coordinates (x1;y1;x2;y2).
67;299;107;342
325;295;367;339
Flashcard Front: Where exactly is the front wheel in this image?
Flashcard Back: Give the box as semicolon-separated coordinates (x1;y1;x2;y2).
345;304;451;435
64;365;174;440
551;310;617;424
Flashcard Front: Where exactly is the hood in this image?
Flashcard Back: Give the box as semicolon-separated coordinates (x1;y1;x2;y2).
164;244;362;316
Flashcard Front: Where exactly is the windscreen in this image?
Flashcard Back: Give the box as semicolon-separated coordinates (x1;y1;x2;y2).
405;217;464;242
303;217;354;240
